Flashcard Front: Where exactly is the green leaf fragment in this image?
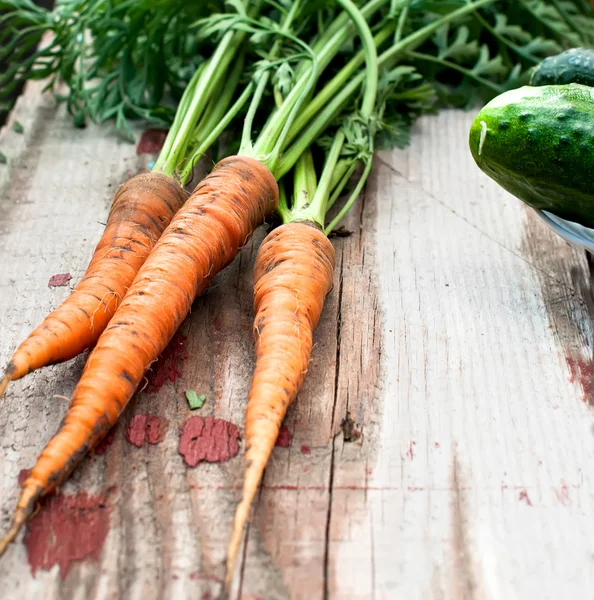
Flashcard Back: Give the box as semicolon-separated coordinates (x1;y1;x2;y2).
186;389;206;410
0;152;6;164
12;120;24;134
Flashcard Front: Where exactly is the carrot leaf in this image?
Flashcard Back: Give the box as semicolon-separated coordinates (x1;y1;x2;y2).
186;390;206;410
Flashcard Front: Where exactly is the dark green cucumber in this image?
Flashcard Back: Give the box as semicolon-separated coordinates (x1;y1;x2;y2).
469;84;594;227
531;48;594;88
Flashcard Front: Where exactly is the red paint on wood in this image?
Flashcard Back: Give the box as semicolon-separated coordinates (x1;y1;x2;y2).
566;356;594;405
95;428;116;456
146;333;188;393
518;489;533;506
24;487;114;579
406;440;416;460
275;425;292;448
125;415;166;447
300;444;311;455
18;468;32;487
136;129;168;154
188;572;223;584
554;480;570;506
179;416;240;467
48;273;72;287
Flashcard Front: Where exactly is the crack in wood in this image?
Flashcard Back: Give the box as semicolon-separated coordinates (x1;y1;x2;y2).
323;246;345;600
376;154;580;296
450;451;479;600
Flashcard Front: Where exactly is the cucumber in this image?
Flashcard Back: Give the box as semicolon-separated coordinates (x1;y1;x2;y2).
469;84;594;228
531;48;594;88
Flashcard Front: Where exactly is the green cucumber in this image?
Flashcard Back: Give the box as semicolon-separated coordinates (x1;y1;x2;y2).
531;48;594;88
469;84;594;227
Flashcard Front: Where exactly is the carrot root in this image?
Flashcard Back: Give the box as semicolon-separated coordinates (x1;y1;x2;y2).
0;518;23;556
2;172;187;387
0;376;9;399
226;222;336;583
0;156;278;552
0;484;42;555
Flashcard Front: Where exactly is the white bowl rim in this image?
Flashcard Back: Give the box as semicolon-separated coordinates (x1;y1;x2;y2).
533;208;594;252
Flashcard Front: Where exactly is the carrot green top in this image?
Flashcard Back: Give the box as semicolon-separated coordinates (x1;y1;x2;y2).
4;0;593;204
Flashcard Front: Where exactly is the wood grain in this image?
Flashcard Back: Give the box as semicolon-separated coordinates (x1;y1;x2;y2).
1;83;594;600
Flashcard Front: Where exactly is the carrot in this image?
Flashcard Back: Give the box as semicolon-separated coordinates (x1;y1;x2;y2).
0;156;278;555
0;0;385;560
0;22;253;401
226;222;335;580
0;173;187;398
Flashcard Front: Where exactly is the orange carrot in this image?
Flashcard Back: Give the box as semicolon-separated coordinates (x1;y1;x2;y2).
0;173;187;397
226;222;335;580
0;156;278;555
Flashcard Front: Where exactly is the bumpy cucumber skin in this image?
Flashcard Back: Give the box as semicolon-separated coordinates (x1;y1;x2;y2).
469;84;594;228
531;48;594;88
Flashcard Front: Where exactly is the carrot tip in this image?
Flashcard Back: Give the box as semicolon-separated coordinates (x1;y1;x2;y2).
225;527;244;586
0;376;9;399
225;466;265;587
0;511;27;557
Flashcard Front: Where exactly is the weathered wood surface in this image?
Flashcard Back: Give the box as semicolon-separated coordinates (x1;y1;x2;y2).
1;81;594;600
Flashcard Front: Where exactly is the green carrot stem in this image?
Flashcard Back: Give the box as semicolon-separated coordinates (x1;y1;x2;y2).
256;0;389;155
278;0;496;178
285;0;378;226
336;0;378;119
395;2;409;43
282;25;393;151
151;63;205;178
179;82;255;183
328;161;358;210
302;0;387;77
274;86;284;109
325;158;374;234
242;0;313;158
277;180;291;223
193;53;244;142
294;131;346;226
153;28;245;179
240;68;272;154
292;150;317;212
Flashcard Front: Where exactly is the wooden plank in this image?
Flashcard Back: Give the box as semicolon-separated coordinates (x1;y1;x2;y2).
324;112;594;600
1;81;594;600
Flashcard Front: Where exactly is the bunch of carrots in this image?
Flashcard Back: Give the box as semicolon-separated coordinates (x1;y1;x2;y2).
1;0;593;588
